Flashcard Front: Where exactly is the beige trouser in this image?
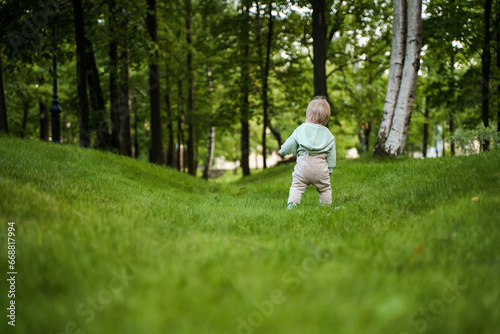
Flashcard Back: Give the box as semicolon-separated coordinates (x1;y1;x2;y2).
288;151;332;205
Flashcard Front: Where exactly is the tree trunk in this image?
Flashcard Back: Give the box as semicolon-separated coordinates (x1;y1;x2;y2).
85;37;110;149
0;52;8;135
186;0;196;176
202;62;215;180
382;0;422;157
269;122;282;150
202;126;215;180
72;0;91;148
481;0;492;151
133;95;139;158
165;66;175;167
109;0;120;150
449;115;455;156
40;101;49;141
20;101;29;138
423;107;429;157
497;29;499;133
449;46;455;156
177;78;184;171
309;0;328;98
147;0;164;164
442;128;446;156
240;1;251;177
358;122;371;153
261;0;273;169
373;0;406;156
119;45;132;157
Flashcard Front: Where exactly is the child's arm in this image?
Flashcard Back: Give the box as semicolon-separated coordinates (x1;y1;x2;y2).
279;132;298;157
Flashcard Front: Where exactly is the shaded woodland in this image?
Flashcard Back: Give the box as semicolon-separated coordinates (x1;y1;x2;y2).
0;0;499;176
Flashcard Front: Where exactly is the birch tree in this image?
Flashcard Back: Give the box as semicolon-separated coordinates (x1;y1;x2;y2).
374;0;422;157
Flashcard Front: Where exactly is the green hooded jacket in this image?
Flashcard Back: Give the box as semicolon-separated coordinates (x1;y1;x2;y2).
279;123;336;173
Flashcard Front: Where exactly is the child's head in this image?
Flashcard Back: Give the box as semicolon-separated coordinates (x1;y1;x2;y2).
305;96;330;126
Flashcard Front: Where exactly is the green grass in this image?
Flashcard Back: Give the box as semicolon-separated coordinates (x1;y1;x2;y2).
0;136;499;334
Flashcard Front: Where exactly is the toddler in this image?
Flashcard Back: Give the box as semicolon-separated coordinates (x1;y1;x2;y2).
279;96;336;209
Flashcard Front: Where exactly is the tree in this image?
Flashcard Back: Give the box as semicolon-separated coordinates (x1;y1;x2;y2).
240;0;251;176
119;43;132;157
85;37;110;149
374;0;422;157
39;101;49;141
147;0;164;164
373;0;406;155
72;0;91;148
259;0;274;169
108;0;120;151
309;0;328;98
0;50;8;134
185;0;196;176
481;0;493;150
164;64;175;167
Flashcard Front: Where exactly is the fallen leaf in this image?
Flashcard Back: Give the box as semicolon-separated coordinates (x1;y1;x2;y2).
412;244;425;258
430;210;434;215
471;197;479;201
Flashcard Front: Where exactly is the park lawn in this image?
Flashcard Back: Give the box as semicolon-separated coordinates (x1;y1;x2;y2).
0;136;499;334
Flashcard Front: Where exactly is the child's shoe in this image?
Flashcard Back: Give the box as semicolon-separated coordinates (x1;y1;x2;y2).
287;202;298;210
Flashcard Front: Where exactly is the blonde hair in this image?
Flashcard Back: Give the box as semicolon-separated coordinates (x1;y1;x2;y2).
305;96;330;126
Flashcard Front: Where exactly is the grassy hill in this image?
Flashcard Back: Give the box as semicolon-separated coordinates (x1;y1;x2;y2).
1;136;499;334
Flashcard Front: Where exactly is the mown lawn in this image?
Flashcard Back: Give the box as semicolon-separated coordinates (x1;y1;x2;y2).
0;136;499;334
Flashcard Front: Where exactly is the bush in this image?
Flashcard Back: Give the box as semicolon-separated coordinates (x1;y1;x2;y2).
451;124;500;154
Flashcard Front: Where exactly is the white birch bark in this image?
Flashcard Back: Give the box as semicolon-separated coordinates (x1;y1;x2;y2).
384;0;422;157
373;0;407;155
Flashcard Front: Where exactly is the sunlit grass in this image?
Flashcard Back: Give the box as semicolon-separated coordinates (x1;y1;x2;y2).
0;136;499;334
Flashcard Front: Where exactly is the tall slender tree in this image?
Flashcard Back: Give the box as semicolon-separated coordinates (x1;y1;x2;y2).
260;0;274;169
0;50;8;134
72;0;91;147
423;107;429;157
481;0;492;151
85;38;110;149
119;34;132;157
186;0;196;176
39;101;49;141
240;1;251;176
109;0;120;151
20;101;29;138
147;0;164;164
309;0;328;98
165;65;175;167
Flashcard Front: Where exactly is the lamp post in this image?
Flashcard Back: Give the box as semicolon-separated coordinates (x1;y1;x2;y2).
49;25;62;143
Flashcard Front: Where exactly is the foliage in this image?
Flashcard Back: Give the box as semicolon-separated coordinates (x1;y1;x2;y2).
451;124;500;154
0;0;499;166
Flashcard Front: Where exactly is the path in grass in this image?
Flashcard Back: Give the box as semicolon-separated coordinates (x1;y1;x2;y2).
0;137;499;334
